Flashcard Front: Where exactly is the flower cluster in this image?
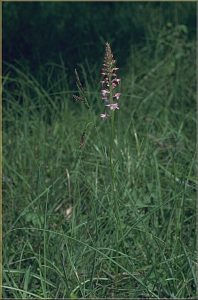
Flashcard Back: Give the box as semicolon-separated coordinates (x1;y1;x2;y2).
100;43;121;119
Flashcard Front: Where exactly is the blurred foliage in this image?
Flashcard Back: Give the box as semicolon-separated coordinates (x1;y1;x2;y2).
3;2;196;81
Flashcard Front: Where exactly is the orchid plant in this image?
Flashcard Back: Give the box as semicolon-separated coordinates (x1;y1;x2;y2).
73;42;124;262
73;42;121;149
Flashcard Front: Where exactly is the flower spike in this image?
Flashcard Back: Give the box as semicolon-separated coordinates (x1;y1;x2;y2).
100;42;121;118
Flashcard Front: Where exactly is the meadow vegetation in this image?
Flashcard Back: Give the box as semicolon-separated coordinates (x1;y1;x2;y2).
3;3;196;298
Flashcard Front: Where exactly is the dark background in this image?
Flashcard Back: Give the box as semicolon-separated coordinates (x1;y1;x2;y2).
3;2;196;83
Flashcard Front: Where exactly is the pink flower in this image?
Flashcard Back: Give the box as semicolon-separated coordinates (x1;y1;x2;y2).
112;78;120;84
106;103;119;111
100;112;109;119
112;78;120;88
101;89;109;96
101;89;110;100
113;92;121;100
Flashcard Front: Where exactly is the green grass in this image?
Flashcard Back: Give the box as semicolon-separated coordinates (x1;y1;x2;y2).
3;24;196;298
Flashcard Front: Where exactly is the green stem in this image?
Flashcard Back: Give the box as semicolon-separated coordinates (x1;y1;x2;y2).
109;87;121;281
109;95;126;282
109;72;115;187
109;110;115;189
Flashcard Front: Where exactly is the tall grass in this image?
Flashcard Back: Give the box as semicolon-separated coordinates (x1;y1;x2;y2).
3;24;196;298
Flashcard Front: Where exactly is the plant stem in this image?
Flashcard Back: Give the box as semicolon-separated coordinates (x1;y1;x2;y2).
109;110;115;189
109;106;126;278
